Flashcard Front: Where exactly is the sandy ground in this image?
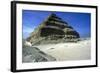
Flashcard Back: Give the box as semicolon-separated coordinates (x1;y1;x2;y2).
33;39;91;61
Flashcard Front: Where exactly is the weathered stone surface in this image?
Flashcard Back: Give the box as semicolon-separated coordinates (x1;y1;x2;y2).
22;40;56;62
26;13;80;45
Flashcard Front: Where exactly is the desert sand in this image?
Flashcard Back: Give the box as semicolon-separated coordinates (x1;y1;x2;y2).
33;39;91;61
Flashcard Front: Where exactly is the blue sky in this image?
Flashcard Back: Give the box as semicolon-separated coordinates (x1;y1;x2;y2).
22;10;91;39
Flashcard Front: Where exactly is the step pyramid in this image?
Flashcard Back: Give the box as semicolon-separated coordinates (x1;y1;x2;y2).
26;13;80;45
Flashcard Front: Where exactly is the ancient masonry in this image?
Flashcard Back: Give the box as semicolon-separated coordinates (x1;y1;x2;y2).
27;13;80;45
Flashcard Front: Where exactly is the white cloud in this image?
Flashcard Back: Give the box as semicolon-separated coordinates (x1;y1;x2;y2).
23;25;35;38
23;25;34;33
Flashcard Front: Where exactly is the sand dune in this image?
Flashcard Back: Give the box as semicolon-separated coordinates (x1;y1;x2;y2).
34;39;91;61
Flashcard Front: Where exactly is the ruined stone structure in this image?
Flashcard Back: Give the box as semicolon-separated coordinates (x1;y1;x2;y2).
27;13;80;45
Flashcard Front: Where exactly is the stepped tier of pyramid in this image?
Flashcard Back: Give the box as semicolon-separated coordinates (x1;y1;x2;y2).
26;13;80;45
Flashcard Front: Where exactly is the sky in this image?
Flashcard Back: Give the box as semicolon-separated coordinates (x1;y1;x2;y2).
22;10;91;39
